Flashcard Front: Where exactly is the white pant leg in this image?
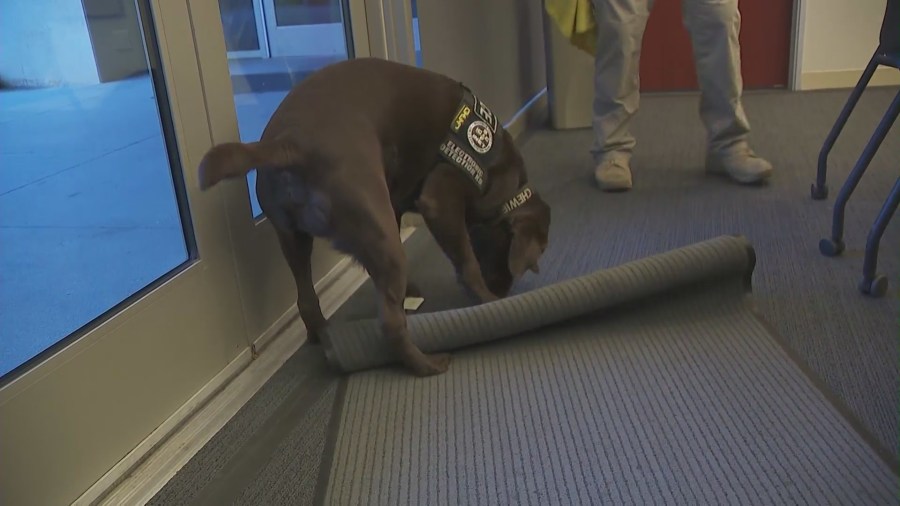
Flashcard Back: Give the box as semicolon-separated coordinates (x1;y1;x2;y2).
681;0;752;154
590;0;654;164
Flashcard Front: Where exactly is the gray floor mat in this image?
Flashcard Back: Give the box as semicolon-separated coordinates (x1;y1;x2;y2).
147;346;341;505
321;231;898;506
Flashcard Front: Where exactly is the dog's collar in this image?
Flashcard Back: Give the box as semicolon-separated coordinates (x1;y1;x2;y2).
476;183;534;225
500;184;534;216
437;85;505;193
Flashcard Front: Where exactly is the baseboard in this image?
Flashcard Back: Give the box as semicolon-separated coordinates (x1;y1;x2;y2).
248;238;383;355
800;68;900;90
79;227;417;506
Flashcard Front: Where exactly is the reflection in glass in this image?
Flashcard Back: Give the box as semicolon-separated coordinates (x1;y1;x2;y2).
217;0;353;217
0;1;190;377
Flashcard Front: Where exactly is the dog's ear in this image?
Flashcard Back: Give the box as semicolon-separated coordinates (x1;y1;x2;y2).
508;225;543;278
507;196;550;278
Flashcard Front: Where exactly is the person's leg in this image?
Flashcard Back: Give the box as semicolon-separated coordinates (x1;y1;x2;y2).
682;0;773;184
590;0;654;191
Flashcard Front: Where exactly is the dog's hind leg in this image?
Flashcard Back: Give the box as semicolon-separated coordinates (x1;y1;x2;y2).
392;203;423;301
274;227;327;344
359;222;449;375
334;182;449;375
363;232;449;376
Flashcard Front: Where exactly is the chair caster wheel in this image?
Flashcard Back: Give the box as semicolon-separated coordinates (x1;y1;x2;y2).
860;276;889;297
811;183;829;200
819;238;844;256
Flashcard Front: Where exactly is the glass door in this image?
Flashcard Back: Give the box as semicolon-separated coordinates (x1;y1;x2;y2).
1;1;265;504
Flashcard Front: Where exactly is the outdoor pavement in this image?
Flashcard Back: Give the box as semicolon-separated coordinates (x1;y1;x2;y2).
0;64;299;377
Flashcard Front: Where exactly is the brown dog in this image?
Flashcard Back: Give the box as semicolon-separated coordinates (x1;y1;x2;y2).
197;57;550;376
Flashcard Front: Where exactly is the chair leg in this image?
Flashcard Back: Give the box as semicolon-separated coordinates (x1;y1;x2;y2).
812;53;881;200
859;176;900;297
819;88;900;257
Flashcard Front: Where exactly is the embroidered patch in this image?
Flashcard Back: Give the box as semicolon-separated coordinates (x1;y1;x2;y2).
451;104;471;132
467;120;493;154
439;138;485;189
473;96;499;132
438;85;504;192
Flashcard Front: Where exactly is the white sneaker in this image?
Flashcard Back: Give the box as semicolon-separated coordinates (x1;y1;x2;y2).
594;158;633;192
706;146;773;184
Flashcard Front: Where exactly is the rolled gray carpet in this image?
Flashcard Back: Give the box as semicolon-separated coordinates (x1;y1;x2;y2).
321;234;754;373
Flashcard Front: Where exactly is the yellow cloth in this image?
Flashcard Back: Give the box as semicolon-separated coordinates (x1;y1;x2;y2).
544;0;597;56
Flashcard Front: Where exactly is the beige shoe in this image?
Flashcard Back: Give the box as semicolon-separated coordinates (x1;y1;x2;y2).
706;146;773;184
594;158;633;192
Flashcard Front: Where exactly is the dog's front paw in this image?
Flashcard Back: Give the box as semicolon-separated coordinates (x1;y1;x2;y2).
465;284;500;304
408;352;451;377
478;291;500;304
305;325;327;345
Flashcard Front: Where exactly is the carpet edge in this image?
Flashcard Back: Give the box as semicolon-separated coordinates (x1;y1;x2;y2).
748;309;900;476
312;376;350;505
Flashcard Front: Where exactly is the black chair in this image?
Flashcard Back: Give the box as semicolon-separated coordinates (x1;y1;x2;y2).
812;0;900;297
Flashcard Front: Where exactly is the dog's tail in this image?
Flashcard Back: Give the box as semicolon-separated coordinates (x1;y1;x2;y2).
197;139;301;190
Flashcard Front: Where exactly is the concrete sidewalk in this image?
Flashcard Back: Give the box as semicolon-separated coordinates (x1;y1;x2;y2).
1;76;188;377
0;73;288;377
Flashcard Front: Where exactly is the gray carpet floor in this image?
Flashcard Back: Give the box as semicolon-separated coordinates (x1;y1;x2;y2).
150;86;900;504
325;253;897;505
147;346;342;505
517;86;900;460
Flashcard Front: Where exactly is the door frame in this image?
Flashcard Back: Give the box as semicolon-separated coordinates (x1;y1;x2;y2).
788;0;805;90
363;0;417;64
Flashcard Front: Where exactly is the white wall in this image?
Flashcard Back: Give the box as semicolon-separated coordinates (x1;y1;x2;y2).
797;0;899;89
0;0;100;87
417;0;547;124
